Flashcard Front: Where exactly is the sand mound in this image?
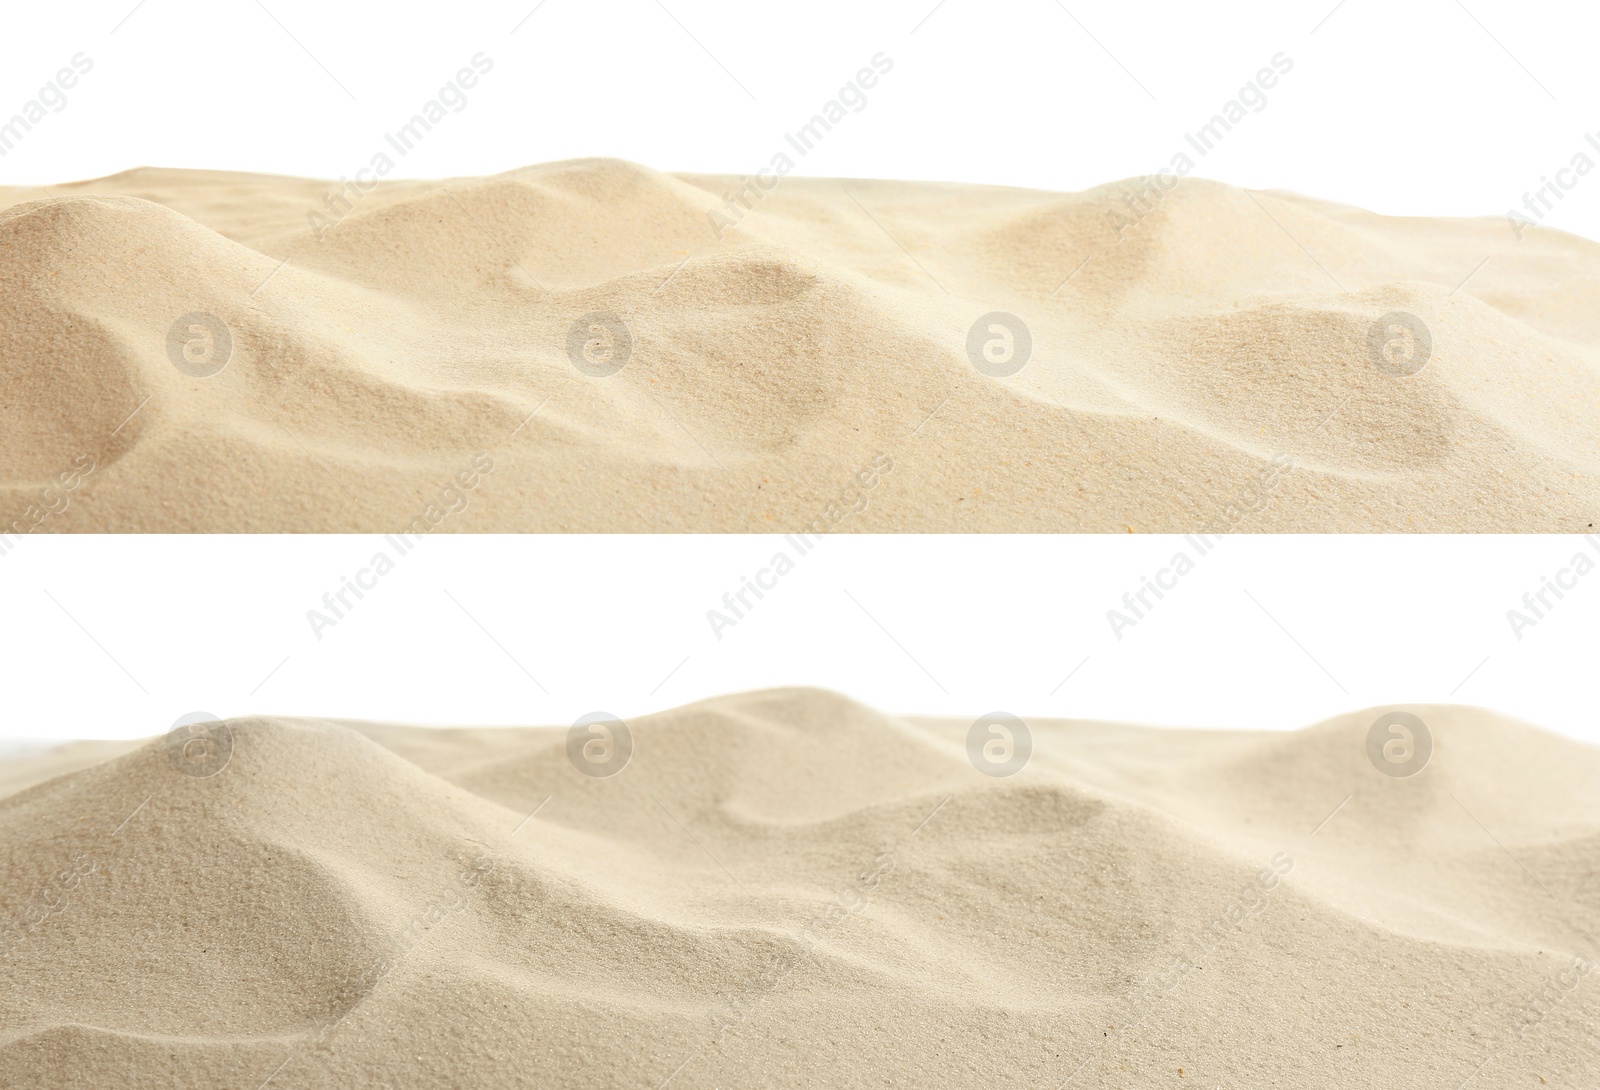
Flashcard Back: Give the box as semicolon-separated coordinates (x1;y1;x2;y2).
3;161;1597;530
3;690;1598;1087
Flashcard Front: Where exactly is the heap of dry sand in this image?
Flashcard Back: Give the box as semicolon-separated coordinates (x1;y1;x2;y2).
2;688;1598;1087
2;161;1598;531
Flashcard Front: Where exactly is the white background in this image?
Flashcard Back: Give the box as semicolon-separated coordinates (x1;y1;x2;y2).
4;5;1597;750
2;535;1597;746
2;0;1598;241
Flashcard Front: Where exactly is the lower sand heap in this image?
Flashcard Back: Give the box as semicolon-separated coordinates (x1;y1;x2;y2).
2;689;1597;1087
3;161;1599;531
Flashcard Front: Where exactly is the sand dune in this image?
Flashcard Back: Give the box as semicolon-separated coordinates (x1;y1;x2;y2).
2;161;1597;531
2;689;1597;1087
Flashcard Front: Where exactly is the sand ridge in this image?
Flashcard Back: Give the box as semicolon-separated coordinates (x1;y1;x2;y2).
2;689;1598;1087
2;160;1597;532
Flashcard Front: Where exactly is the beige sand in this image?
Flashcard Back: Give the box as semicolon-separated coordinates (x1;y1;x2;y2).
2;161;1598;532
2;688;1597;1088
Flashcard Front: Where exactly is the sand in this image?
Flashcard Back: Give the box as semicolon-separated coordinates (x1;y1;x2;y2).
2;160;1598;532
2;688;1597;1088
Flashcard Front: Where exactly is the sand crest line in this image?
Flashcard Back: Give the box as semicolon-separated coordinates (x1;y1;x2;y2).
3;161;1598;531
5;696;1600;1085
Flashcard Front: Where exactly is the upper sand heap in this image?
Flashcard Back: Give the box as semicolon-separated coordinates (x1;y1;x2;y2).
2;690;1598;1087
2;160;1597;531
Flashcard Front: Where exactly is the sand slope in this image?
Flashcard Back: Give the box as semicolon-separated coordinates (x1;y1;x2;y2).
3;690;1598;1088
2;161;1597;531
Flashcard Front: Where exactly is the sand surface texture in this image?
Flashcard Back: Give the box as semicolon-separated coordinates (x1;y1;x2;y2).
2;689;1597;1088
3;161;1598;531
